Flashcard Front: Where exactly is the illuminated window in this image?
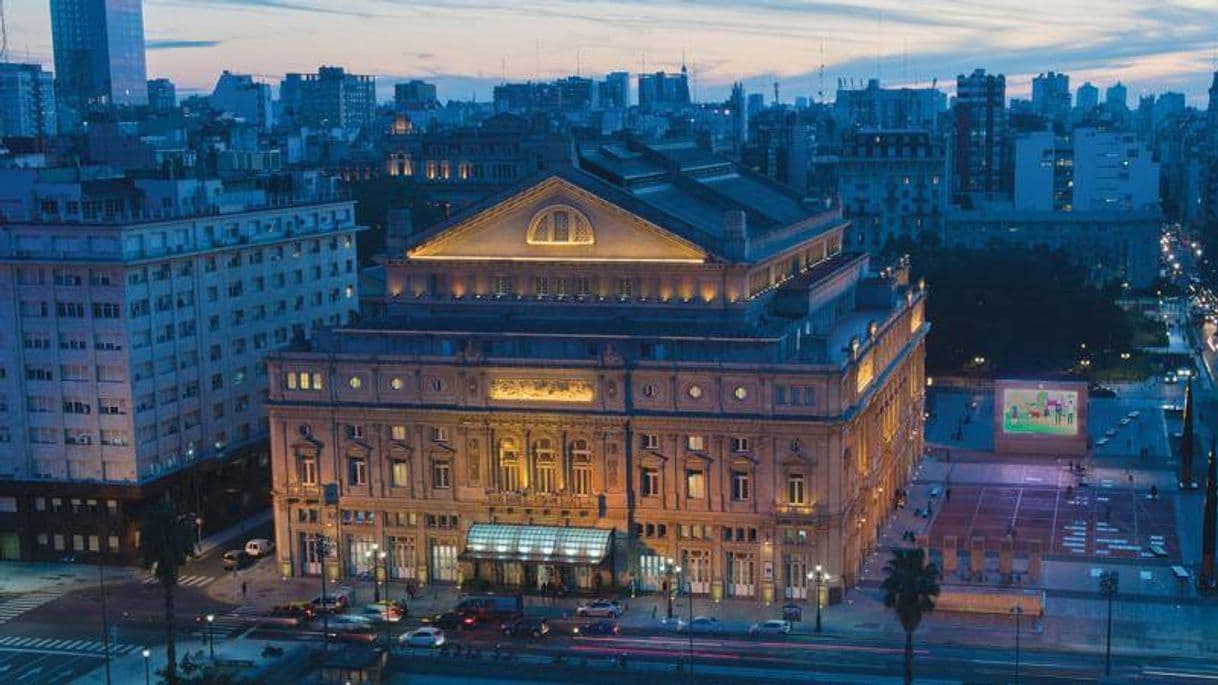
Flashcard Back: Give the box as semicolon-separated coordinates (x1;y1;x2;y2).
526;206;595;245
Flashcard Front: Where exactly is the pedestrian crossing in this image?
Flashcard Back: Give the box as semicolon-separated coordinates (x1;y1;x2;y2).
0;592;63;625
0;635;141;656
142;575;215;588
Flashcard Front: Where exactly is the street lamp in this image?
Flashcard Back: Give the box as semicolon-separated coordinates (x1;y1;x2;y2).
807;565;828;632
1011;604;1023;685
141;648;151;685
663;557;677;620
364;544;384;603
205;613;215;659
1099;570;1119;676
194;516;204;553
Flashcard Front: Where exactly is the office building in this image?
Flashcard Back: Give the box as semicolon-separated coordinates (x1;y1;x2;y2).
210;72;274;131
838;130;947;252
1075;82;1099;111
1106;82;1128;110
0;64;57;138
280;67;376;133
146;78;177;113
1014;128;1158;213
1031;71;1070;128
267;140;927;602
599;72;630;110
50;0;148;124
0;171;363;561
1013;131;1071;212
394;81;439;109
729;82;748;147
833;79;946;131
637;68;690;113
953;69;1008;198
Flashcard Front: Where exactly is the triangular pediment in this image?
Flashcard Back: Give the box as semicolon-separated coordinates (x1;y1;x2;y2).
407;175;710;263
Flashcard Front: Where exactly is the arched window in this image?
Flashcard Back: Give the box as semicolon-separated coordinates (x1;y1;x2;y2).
498;439;520;491
570;439;592;495
534;438;557;493
526;205;595;245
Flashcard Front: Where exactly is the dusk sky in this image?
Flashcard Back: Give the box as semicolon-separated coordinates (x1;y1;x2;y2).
11;0;1218;105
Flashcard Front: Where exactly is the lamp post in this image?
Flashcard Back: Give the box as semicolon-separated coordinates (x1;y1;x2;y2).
318;534;331;654
808;565;827;632
141;648;151;685
194;516;204;554
205;613;215;659
1099;570;1119;676
98;565;112;685
1011;604;1023;685
364;544;384;603
680;564;693;682
663;557;677;620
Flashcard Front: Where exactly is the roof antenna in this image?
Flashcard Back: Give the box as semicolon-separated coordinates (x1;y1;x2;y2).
818;39;825;104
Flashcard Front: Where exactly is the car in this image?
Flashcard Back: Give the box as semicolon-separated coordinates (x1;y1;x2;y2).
501;616;549;639
311;591;351;614
1088;384;1118;398
322;615;378;643
425;611;477;630
400;626;446;648
677;616;723;634
575;599;624;618
573;620;621;636
359;601;406;623
1119;417;1132;426
268;602;315;621
222;550;251;570
244;538;274;557
748;619;791;637
1104;428;1117;437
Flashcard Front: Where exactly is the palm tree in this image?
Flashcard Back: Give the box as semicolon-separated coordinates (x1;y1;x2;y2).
139;500;198;685
881;548;942;685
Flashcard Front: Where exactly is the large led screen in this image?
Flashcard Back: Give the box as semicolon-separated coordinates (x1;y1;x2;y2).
1001;388;1080;436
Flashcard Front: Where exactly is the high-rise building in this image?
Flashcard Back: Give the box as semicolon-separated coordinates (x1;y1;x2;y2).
1031;71;1070;126
838;130;947;252
747;92;766;117
953;68;1008;198
1200;72;1218;230
210;71;274;131
729;82;748;146
0;171;363;562
280;66;376;132
146;78;177;113
266;140;927;600
1153;92;1187;129
637;68;690;113
599;72;630;109
1014;129;1159;212
394;80;439;109
833;79;947;131
0;64;57;137
1105;82;1128;110
50;0;148;124
1075;82;1099;110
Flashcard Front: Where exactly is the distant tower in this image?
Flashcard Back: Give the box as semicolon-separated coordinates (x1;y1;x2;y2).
730;81;748;146
773;80;779;105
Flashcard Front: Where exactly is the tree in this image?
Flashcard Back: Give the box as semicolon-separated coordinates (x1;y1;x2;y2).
139;500;198;685
881;548;942;685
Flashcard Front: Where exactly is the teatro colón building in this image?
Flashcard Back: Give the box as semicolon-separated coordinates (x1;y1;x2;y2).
266;140;928;604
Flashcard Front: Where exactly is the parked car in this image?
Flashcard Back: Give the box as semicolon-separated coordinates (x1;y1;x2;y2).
424;611;477;631
400;626;446;648
677;616;723;634
311;591;351;614
501;616;549;639
323;615;377;643
573;620;621;636
358;601;405;623
244;538;274;557
268;602;315;621
575;599;624;618
222;550;251;571
748;619;791;637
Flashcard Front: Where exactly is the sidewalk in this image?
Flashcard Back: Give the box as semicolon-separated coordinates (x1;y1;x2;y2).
70;637;309;685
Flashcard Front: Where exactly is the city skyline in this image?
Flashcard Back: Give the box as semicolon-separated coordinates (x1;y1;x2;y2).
7;0;1218;104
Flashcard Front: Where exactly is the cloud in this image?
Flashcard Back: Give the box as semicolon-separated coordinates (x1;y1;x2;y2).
154;0;378;18
146;39;223;50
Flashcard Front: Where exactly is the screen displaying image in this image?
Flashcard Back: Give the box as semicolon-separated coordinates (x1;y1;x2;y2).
1002;388;1079;436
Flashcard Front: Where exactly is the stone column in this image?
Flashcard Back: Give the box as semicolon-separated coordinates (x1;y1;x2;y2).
999;538;1013;576
1027;540;1042;580
942;535;957;575
969;536;985;577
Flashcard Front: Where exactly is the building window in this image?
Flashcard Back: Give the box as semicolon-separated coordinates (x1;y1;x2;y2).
733;386;748;400
686;470;705;499
347;376;362;390
641;468;660;497
390;377;405;391
391;425;408;441
642;383;658;398
391;460;410;487
534;438;557;492
345;424;364;439
730;437;749;453
731;471;751;501
348;457;368;486
573;463;592;496
616;278;632;299
492;276;512;296
576;276;592;297
432;460;451;489
431;427;449;443
687;385;703;399
788;473;807;505
687;435;705;451
642;434;659;450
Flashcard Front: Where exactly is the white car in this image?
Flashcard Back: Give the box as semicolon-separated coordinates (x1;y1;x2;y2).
575;599;623;618
748;619;791;637
677;616;723;633
400;626;446;648
244;538;274;557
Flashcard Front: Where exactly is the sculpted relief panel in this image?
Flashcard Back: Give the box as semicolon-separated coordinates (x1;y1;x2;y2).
489;378;596;403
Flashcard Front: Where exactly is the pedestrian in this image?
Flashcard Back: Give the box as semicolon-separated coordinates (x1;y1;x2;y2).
651;604;657;620
241;580;248;600
946;487;952;502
